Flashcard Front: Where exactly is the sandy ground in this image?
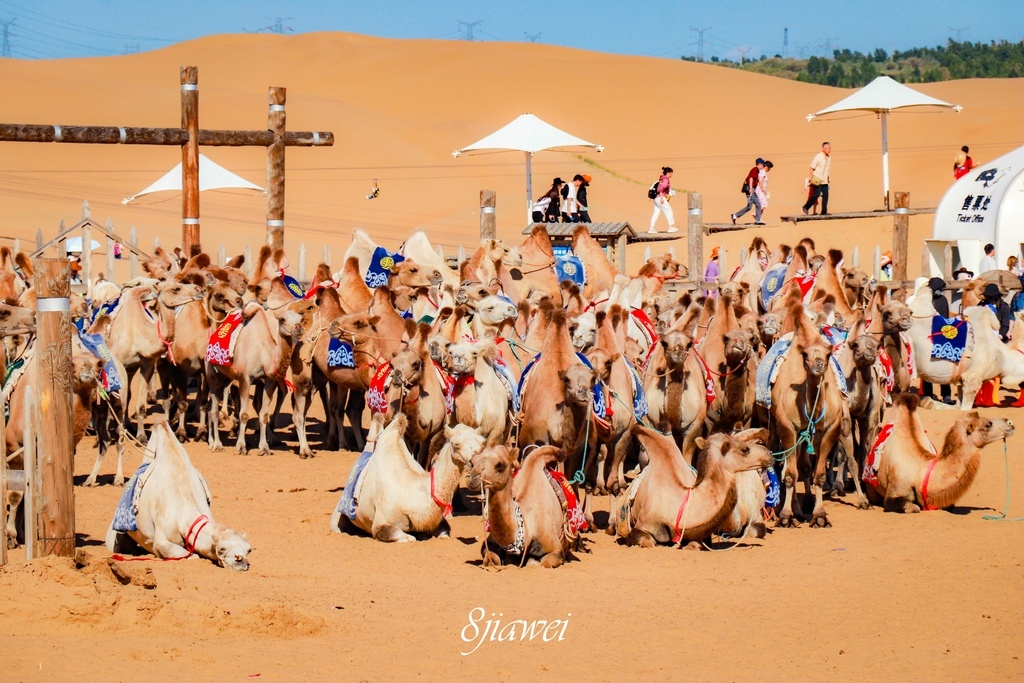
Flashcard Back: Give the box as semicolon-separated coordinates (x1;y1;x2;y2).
1;399;1023;682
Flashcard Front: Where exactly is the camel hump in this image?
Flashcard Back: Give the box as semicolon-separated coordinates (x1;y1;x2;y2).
892;393;921;411
522;445;564;472
828;249;843;267
530;225;549;238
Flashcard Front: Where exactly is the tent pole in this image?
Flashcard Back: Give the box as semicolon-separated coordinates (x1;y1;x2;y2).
881;110;890;211
525;151;533;225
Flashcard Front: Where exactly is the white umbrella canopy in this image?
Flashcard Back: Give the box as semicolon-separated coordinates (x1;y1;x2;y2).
806;76;962;208
122;154;265;204
64;236;101;253
453;113;603;222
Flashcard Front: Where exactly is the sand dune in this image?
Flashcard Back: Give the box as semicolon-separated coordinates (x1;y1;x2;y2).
0;32;1021;273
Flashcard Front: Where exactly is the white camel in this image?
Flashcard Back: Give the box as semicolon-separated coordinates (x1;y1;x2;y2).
106;421;251;570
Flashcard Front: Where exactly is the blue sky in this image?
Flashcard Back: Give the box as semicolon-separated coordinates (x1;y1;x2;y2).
1;0;1021;61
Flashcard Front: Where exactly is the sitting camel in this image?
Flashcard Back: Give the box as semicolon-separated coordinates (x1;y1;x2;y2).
865;394;1014;512
332;416;485;541
106;421;251;569
613;425;773;547
469;444;575;569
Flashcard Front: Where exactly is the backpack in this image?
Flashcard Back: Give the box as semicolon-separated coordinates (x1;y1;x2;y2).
1012;289;1024;314
647;181;659;199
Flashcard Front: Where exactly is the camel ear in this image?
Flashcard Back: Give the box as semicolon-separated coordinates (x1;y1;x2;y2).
444;424;453;440
368;315;381;327
508;448;521;470
695;437;707;451
558;370;568;383
611;352;621;364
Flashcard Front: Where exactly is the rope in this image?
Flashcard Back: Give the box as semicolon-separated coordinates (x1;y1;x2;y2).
983;439;1024;522
570;404;592;486
770;381;824;464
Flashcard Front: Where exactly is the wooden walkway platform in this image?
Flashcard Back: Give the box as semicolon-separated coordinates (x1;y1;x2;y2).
703;222;780;234
780;208;935;223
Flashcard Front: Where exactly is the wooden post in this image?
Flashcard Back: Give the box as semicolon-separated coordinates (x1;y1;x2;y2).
266;86;286;250
718;249;728;284
105;230;115;283
617;234;627;273
893;191;910;282
181;66;201;257
82;222;92;297
740;248;747;266
436;245;445;261
153;236;161;249
942;243;953;282
643;246;652;262
35;228;43;253
12;238;20;255
687;193;703;283
217;244;226;267
873;246;882;281
457;245;467;266
297;242;307;282
129;227;139;280
851;245;860;268
921;244;930;279
55;220;65;259
321;245;330;267
479;190;496;242
33;258;75;558
0;378;6;566
23;385;36;561
243;245;253;278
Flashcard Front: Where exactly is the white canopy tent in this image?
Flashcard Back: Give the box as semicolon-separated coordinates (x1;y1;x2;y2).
122;154;264;204
807;76;962;209
453;113;603;223
930;144;1024;276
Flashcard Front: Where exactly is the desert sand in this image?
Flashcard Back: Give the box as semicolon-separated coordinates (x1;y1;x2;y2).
0;33;1023;682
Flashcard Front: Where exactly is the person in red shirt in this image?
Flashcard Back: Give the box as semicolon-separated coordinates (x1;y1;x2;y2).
731;158;765;225
953;145;974;180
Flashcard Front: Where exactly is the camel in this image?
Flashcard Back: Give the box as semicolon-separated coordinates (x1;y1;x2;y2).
769;290;848;527
332;416;485;540
469;295;518;340
5;353;102;548
698;292;757;434
106;280;206;438
0;248;30;301
469;444;575;569
808;250;864;325
206;299;310;455
78;315;129;487
613;426;773;547
633;254;685;304
865;394;1014;512
731;236;771;312
105;421;251;569
838;321;886;476
385;323;449;466
516;226;560;302
447;337;511;445
401;230;461;293
640;303;708;476
465;239;524;304
570;226;618;300
142;247;176;279
571;311;598;353
866;290;915;394
0;302;35;334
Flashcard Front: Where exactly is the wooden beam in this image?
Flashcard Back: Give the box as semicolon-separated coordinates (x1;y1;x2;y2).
892;192;910;282
181;66;201;257
266;87;286;250
687;193;703;284
0;124;334;147
479;190;496;242
781;208;934;223
33;258;76;559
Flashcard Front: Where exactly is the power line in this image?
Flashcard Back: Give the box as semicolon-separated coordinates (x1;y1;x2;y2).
796;42;810;59
689;26;712;62
257;17;294;34
818;36;840;57
734;45;753;65
1;17;14;58
457;20;482;41
948;26;969;42
783;27;788;58
524;32;541;43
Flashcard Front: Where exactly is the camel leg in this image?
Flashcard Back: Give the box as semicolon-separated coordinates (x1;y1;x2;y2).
346;391;367;452
293;379;314;459
256;382;276;457
960;376;982;410
595;443;608;494
842;425;870;510
5;490;22;549
207;376;224;451
234;377;253;455
134;364;155;441
151;535;193;560
625;528;657;547
481;541;503;569
776;424;801;527
809;427;840;528
371;510;415;542
194;378;209;443
884;496;920;513
539;551;564;568
434;518;451;539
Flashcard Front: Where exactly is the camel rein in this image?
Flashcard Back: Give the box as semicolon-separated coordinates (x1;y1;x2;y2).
983;439;1024;522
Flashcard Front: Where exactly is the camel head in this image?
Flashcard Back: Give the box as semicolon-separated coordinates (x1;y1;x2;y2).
143;247;175;280
718;280;749;303
155;280;205;308
797;336;831;378
455;282;496;307
586;348;620;384
640;254;683;280
645;295;679;332
211;525;251;572
848;334;880;368
474;295;518;327
559;363;596;408
485;239;523;269
959;412;1015;449
723;328;755;366
659;329;693;369
467;445;520;493
207;282;243;317
570;311;598;352
448;338;497;376
880;300;913;333
841;267;870;296
757;313;782;342
391;260;443;288
269;300;313;343
444;423;487;471
390;348;426;389
0;302;35;333
427;334;453;368
328;312;380;345
694;430;774;479
72;353;103;392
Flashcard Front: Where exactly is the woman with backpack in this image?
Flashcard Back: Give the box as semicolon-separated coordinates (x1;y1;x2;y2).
532;177;563;223
648;166;677;234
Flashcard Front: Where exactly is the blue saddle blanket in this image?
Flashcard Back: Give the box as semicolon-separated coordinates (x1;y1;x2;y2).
92;295;121;323
930;315;968;362
755;337;847;409
759;264;788;310
493;356;521;413
365;246;405;288
282;273;305;298
626;360;648;419
555;254;586;287
764;467;781;507
79;331;122;392
336;447;375;521
327;337;356;368
111;462;151;532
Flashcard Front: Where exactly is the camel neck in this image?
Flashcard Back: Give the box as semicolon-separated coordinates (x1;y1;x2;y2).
486;485;518;549
686;468;739;538
430;446;462;512
156;299;178;342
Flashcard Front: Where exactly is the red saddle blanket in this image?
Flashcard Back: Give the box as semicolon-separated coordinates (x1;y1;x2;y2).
205;311;243;366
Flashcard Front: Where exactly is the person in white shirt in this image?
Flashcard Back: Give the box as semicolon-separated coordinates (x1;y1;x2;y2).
802;141;831;216
978;243;998;274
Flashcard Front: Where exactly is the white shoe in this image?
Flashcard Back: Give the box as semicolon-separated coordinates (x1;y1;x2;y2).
647;228;658;234
666;227;678;233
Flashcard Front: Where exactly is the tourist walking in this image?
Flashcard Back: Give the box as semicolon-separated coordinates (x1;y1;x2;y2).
532;177;563;223
979;243;997;273
648;166;677;233
801;142;831;216
575;174;592;223
754;160;772;224
953;145;975;180
731;158;764;225
703;246;720;297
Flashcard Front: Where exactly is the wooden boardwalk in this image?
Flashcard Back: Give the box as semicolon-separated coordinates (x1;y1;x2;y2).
703;222;780;234
780;208;935;223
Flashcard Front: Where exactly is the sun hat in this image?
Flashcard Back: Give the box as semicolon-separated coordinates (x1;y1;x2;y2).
552;177;564;184
928;277;946;293
984;283;1001;298
581;174;592;183
710;246;720;258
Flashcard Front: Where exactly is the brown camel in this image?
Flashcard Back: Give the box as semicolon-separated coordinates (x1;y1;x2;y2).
697;292;757;433
571;226;618;300
837;319;886;477
385;323;449;467
613;426;772;548
465;239;524;304
866;394;1014;512
469;445;574;569
731;236;771;312
447;337;511;446
770;290;846;527
516;226;560;302
866;288;915;393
